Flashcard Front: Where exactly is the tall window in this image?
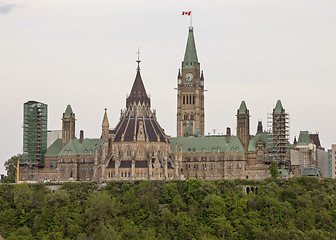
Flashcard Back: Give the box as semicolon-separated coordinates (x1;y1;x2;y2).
127;148;132;156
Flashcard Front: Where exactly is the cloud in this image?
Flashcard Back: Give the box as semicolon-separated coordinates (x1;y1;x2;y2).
0;4;19;15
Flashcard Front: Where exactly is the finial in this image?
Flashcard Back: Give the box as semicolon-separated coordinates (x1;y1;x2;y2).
104;108;107;112
136;47;141;71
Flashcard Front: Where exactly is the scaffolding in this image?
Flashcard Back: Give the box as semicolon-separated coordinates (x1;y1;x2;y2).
267;110;290;169
23;101;48;166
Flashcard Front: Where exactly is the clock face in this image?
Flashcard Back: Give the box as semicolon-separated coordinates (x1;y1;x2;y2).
185;73;193;82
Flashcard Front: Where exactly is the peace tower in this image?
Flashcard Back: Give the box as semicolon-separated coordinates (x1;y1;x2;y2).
176;26;205;137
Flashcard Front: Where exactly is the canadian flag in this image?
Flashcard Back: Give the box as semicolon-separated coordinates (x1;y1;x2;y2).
182;11;191;16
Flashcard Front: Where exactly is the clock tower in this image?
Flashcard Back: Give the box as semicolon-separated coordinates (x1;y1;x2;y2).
177;26;205;137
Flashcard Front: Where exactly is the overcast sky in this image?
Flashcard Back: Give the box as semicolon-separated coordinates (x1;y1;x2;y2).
1;0;335;174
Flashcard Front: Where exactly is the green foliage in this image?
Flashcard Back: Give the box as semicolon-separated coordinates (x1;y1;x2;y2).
4;154;23;183
270;161;279;178
0;178;336;239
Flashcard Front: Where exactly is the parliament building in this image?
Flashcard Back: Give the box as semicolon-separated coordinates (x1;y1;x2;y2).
20;26;313;182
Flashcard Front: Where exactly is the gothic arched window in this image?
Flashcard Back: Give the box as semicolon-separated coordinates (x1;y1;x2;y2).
127;148;132;156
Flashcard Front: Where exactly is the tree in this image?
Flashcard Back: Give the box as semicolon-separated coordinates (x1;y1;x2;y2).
270;161;279;178
4;154;23;183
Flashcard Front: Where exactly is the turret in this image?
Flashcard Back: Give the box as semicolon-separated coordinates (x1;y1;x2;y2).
236;101;250;149
62;104;75;147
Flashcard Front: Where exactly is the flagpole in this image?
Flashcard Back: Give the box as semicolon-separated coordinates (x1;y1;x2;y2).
190;11;192;28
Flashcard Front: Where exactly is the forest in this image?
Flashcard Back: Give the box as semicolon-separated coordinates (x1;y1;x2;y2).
0;177;336;240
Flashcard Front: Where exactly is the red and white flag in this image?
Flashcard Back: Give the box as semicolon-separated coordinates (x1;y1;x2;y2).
182;11;191;16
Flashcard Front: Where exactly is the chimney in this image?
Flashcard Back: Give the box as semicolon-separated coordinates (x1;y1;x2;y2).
80;130;84;143
226;127;231;143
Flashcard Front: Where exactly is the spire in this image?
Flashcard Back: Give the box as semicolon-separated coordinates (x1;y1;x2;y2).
257;121;263;134
238;101;248;114
294;136;297;145
136;47;141;71
126;55;150;108
178;69;182;79
274;100;284;114
183;27;199;69
64;104;74;118
102;108;109;128
200;70;204;81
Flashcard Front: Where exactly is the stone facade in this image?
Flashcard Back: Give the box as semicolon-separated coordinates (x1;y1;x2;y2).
19;26;328;183
98;66;178;181
177;27;205;137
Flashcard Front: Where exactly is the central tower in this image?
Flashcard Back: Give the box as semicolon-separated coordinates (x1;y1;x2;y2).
177;27;205;137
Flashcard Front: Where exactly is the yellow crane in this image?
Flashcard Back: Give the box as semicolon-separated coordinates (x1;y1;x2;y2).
16;161;20;183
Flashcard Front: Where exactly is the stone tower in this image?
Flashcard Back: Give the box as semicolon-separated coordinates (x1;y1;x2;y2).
177;26;205;137
272;100;290;168
236;101;250;149
62;104;75;147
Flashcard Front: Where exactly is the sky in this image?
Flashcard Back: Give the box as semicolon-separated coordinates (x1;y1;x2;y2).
1;0;335;174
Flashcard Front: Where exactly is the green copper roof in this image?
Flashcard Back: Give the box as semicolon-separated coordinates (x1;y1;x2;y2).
184;122;193;136
278;168;289;177
45;138;62;157
247;132;270;152
64;105;74;117
301;166;320;176
58;138;102;156
171;136;246;154
194;128;201;137
297;131;311;146
183;27;199;69
274;100;283;114
238;101;248;114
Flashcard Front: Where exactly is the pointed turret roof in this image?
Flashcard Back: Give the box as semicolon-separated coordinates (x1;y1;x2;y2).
126;70;150;108
102;108;109;128
64;105;74;118
257;121;263;134
183;27;199;69
274;100;284;114
297;131;310;146
238;101;248;114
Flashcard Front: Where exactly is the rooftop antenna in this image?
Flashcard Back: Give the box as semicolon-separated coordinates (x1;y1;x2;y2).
136;47;141;71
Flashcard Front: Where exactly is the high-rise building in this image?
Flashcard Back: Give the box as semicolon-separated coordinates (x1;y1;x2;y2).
23;101;48;165
177;27;205;137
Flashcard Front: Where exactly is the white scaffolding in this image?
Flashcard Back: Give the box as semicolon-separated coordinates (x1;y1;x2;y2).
267;111;290;169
